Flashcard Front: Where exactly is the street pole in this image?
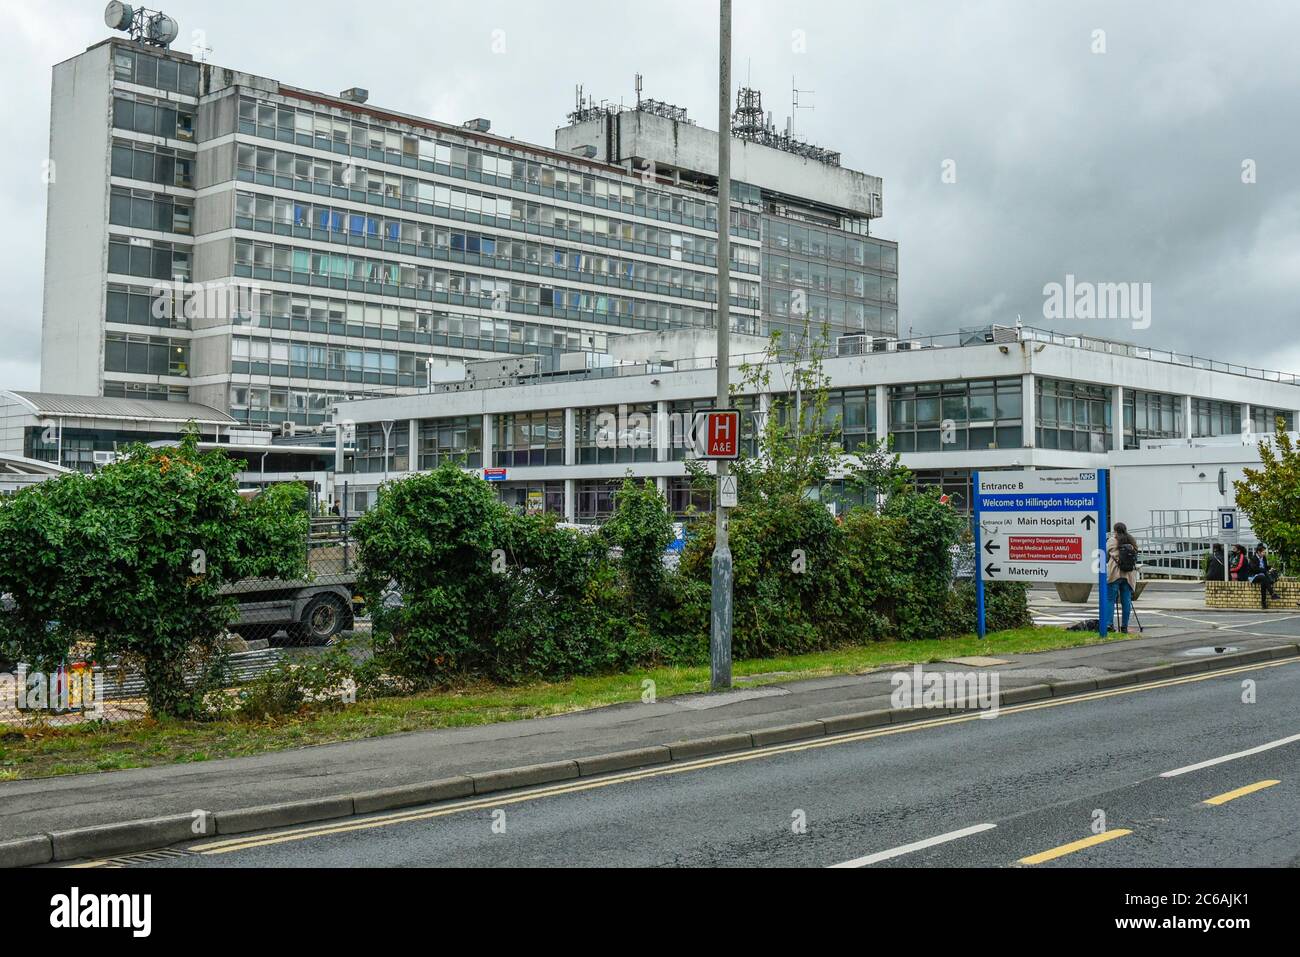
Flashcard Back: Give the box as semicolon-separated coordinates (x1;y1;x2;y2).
711;0;733;691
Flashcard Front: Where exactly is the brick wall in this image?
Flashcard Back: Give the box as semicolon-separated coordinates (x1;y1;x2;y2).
1205;579;1300;609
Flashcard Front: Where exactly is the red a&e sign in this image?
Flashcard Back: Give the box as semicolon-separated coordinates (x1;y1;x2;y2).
700;409;741;460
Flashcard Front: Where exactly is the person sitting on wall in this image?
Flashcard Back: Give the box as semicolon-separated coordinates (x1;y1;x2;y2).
1206;544;1225;582
1228;544;1249;581
1248;544;1281;608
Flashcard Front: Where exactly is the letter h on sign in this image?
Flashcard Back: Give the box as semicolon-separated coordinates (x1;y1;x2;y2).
702;410;740;460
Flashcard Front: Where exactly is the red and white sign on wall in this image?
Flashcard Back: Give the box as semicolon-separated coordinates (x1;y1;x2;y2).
697;409;741;460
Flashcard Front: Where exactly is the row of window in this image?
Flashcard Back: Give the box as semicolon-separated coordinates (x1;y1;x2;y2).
1124;390;1183;449
112;48;201;97
113;93;194;142
231;386;348;419
1037;379;1112;452
1251;406;1296;435
110;187;192;235
236;96;756;235
765;287;898;335
764;220;898;272
234;192;760;302
104;333;189;377
111;139;194;189
764;255;898;300
107;236;190;283
234;145;749;261
232;239;737;328
889;379;1023;453
234;285;610;354
232;337;427;375
102;381;190;402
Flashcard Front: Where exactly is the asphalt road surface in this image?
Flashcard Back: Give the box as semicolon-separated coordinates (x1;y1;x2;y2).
103;658;1300;868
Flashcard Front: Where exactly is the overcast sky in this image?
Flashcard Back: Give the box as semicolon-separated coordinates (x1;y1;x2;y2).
4;0;1298;390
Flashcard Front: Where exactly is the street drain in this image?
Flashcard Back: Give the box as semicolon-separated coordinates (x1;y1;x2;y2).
1179;645;1240;657
99;847;197;868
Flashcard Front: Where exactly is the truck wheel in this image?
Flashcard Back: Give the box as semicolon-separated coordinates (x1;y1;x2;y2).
291;594;350;645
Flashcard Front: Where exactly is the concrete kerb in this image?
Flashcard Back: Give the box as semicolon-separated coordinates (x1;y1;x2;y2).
12;642;1300;867
50;813;201;861
0;834;53;869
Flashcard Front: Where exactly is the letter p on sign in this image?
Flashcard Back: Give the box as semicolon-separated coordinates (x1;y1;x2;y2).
702;409;741;459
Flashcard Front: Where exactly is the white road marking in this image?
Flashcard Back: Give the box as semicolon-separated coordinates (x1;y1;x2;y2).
1161;732;1300;778
1222;615;1300;630
829;822;997;868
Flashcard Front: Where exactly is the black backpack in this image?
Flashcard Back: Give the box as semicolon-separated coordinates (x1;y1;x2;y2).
1117;542;1138;573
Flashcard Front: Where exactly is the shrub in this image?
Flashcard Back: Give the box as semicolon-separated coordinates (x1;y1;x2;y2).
883;489;967;640
355;463;632;683
0;429;307;717
941;580;1033;635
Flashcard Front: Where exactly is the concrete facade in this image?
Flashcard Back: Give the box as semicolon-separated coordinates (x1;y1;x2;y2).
39;34;896;435
334;327;1300;523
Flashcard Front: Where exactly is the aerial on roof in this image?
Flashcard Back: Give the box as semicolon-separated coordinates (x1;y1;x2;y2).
3;391;236;424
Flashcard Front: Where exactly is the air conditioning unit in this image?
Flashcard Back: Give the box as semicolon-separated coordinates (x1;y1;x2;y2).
836;335;869;357
280;421;297;438
92;450;117;467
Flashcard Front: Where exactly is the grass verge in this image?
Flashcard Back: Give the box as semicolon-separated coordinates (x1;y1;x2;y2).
0;626;1114;781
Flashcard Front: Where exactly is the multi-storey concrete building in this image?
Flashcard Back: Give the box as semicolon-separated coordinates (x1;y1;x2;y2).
38;30;896;458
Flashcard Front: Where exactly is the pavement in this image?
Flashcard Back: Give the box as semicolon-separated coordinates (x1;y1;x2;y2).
3;604;1300;863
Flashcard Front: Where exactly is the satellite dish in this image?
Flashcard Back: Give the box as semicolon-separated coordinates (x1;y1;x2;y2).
104;1;133;31
147;14;178;45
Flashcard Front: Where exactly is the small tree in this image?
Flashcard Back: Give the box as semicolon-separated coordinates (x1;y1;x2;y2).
602;477;672;612
0;429;308;716
1236;423;1300;572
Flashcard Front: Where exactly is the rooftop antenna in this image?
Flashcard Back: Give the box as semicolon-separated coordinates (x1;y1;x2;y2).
635;73;643;110
103;3;179;48
791;75;815;138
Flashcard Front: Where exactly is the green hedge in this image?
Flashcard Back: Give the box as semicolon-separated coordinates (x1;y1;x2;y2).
355;465;1031;685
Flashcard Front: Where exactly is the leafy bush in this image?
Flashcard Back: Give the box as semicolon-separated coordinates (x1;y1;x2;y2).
882;489;968;640
1236;424;1300;571
0;429;307;717
354;463;634;683
941;580;1033;635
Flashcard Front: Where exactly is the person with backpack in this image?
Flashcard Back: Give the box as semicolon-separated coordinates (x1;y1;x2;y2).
1107;522;1140;634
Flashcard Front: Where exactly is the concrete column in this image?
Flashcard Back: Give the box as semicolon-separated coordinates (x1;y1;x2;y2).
874;384;889;447
1111;385;1124;452
1241;403;1252;439
408;419;419;472
1182;395;1194;439
564;478;575;522
481;413;494;471
1021;373;1037;449
655;400;669;462
564;407;576;466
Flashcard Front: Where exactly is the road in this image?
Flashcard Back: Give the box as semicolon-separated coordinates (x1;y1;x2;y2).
94;656;1300;868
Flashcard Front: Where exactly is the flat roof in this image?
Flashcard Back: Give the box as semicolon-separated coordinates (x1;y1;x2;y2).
3;391;236;425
